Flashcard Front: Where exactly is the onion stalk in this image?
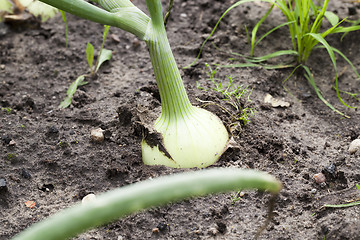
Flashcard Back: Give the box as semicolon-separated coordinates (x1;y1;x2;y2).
39;0;229;168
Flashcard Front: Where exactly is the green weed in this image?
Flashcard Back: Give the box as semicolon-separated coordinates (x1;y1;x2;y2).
59;25;112;108
187;0;360;117
197;63;254;126
1;107;12;114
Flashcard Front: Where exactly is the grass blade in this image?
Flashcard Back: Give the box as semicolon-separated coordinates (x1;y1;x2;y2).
12;168;281;240
255;20;295;49
60;10;69;48
323;202;360;208
302;65;349;118
331;25;360;34
219;62;294;69
315;45;360;80
244;50;298;63
184;0;275;68
250;4;274;56
306;33;355;109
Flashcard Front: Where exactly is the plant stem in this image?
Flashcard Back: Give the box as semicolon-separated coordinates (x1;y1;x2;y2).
145;0;194;123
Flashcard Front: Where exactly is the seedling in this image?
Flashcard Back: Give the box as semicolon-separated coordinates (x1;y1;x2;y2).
59;25;112;108
1;107;12;114
40;0;228;168
231;190;244;204
12;168;282;240
188;0;360;117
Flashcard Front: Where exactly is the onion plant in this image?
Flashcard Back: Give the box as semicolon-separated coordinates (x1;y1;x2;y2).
39;0;229;168
188;0;360;117
12;168;282;240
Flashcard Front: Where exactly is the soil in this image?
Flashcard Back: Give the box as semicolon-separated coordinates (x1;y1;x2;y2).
1;0;360;239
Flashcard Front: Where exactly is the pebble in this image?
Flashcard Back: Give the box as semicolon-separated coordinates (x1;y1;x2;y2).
313;173;326;184
310;189;317;194
47;126;59;135
349;139;360;154
322;163;336;180
0;178;6;189
21;168;31;179
1;135;12;144
90;128;104;143
152;228;159;233
9;140;16;146
208;227;218;236
156;222;168;232
82;193;96;204
264;93;290;108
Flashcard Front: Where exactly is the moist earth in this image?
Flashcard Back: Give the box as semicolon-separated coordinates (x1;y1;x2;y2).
1;0;360;239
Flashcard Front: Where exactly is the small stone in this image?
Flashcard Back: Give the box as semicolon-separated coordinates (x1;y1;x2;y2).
21;168;31;179
156;222;168;232
1;135;12;144
117;236;124;240
208;227;218;236
264;93;290;108
91;128;104;143
0;64;5;70
322;163;336;180
313;173;326;184
111;34;121;43
0;178;6;188
216;221;227;234
349;139;360;154
310;189;317;194
180;13;187;18
152;228;159;233
9;140;16;146
25;200;36;208
82;193;96;204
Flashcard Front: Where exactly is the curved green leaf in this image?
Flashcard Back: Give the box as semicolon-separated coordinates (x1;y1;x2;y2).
95;48;112;72
324;11;339;26
12;168;281;240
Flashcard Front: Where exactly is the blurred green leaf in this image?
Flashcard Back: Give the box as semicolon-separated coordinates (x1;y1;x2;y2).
18;0;58;22
324;11;339;26
86;42;95;74
0;0;13;13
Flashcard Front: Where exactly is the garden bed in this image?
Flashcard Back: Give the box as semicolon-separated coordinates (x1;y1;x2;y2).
1;0;360;239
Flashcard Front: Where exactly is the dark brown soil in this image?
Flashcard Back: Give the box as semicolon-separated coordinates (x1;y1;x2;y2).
1;0;360;239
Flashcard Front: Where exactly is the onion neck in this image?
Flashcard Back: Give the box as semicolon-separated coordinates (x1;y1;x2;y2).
145;0;194;125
